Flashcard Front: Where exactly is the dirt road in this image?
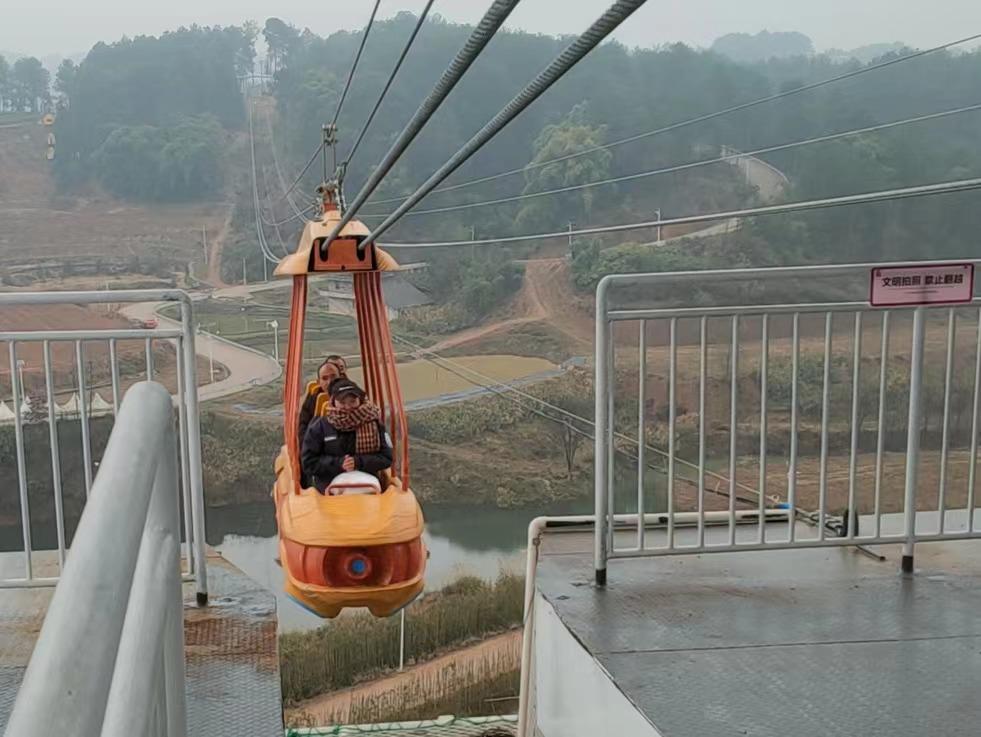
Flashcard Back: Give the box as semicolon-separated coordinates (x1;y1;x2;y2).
426;258;592;354
206;205;235;287
120;300;281;402
287;630;521;725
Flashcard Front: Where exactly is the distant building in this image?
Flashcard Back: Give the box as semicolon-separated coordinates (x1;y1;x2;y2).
317;272;431;320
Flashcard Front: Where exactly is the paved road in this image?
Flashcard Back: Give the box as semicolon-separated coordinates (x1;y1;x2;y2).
120;300;282;402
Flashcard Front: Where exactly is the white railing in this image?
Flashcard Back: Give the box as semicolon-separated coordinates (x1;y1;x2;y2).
4;382;187;737
594;260;981;584
0;290;207;601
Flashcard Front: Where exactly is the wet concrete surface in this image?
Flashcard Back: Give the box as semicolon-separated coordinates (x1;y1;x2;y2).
538;515;981;737
1;550;282;736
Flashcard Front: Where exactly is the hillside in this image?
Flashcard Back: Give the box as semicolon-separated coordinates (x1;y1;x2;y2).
0;115;229;287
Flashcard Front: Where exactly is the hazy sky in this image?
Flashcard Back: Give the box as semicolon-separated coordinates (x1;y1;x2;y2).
3;0;981;59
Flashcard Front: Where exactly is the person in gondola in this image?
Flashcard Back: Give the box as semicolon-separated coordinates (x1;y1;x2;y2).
301;378;392;493
325;354;347;377
298;358;343;451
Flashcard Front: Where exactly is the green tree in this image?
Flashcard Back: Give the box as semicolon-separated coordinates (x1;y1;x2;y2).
12;57;49;112
516;104;611;231
53;26;248;191
54;59;78;110
91;115;226;202
263;17;300;74
0;55;10;111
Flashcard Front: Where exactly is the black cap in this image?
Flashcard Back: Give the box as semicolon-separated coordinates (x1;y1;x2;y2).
328;378;366;399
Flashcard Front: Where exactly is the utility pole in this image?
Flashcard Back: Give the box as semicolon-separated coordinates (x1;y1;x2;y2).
470;225;476;260
399;609;406;671
268;320;280;362
242;257;248;287
202;226;208;265
263;258;268;282
654;208;662;243
567;221;575;250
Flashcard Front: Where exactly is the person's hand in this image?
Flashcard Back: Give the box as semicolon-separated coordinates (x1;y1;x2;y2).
342;455;356;472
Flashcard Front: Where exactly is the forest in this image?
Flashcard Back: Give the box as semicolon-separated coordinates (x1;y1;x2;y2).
0;54;50;113
264;14;981;279
47;25;255;199
21;13;981;279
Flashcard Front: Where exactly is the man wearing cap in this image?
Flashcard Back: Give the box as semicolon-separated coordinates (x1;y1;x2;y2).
301;378;393;493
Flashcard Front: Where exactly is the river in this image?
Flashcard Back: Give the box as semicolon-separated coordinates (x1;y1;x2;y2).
208;501;571;631
1;490;660;632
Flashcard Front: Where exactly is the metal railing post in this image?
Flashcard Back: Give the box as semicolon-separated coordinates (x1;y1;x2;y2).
636;322;647;551
594;278;611;586
179;297;209;604
902;307;926;573
3;383;174;737
9;341;32;580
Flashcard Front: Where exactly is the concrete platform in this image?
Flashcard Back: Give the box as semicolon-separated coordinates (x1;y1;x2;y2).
534;517;981;737
1;550;282;736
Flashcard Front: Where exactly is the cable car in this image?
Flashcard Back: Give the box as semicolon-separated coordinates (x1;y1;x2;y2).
272;186;426;618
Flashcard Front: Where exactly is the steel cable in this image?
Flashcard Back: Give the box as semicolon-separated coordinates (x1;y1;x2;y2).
362;0;649;247
366;31;981;206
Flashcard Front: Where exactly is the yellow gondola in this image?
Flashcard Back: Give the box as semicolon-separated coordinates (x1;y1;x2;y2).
272;188;426;618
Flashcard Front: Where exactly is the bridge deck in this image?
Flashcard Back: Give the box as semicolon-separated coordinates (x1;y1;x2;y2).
0;550;282;736
537;516;981;737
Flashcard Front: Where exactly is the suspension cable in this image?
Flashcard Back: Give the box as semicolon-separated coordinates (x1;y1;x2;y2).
362;0;649;247
343;0;437;172
248;101;282;264
266;110;307;219
363;102;981;219
261;202;318;228
332;0;382;128
366;31;981;206
259;161;296;257
381;176;981;248
323;0;525;245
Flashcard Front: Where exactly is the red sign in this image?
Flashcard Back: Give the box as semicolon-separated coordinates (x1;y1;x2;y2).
870;263;974;307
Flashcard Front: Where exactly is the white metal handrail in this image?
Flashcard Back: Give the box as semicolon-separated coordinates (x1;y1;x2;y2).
0;289;207;602
594;259;981;584
4;382;187;737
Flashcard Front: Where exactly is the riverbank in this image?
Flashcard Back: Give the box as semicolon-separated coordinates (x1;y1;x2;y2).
279;573;523;705
287;631;521;726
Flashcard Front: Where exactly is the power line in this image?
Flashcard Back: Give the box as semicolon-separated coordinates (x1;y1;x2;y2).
362;102;981;219
382;176;981;248
366;31;981;206
323;0;524;245
343;0;437;171
362;0;649;247
331;0;382;128
392;334;765;501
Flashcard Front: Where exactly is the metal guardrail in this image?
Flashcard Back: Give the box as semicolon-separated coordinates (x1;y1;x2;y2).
594;260;981;584
0;290;208;602
4;382;187;737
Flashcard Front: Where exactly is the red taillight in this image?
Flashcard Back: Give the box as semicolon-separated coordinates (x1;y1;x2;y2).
284;538;423;587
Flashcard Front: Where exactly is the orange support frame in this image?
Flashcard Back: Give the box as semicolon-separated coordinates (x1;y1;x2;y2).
284;275;308;491
283;270;409;492
354;272;410;488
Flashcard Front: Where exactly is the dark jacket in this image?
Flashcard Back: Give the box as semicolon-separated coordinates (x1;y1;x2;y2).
301;416;393;492
298;390;321;449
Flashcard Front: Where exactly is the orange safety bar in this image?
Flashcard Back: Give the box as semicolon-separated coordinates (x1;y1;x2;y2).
354;272;410;488
284;275;308;491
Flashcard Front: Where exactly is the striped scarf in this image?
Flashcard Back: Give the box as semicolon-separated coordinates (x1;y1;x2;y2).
326;401;381;455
